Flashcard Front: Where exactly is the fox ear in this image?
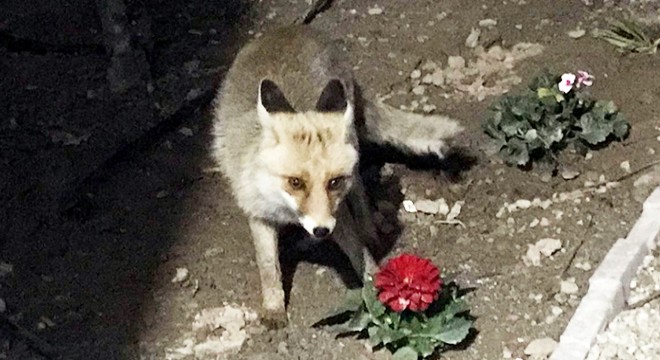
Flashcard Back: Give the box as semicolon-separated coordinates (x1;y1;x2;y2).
315;79;347;113
258;79;295;114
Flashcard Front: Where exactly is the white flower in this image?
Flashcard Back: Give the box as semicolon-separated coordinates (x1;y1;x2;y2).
558;73;576;93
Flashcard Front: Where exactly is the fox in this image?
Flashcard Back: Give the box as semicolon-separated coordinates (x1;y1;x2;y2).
211;25;463;328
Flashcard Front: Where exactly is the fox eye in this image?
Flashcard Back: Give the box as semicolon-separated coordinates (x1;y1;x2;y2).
327;177;345;191
288;177;304;190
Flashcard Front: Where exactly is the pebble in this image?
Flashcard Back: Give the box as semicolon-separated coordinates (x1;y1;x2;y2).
620;160;631;173
410;69;422;79
560;278;579;294
478;18;498;27
367;6;383;15
524;337;558;357
567;28;587;38
171;267;190;283
465;28;481;48
447;55;466;69
402;200;417;213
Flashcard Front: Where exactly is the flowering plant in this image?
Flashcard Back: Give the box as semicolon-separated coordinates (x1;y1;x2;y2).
482;69;629;167
315;254;473;359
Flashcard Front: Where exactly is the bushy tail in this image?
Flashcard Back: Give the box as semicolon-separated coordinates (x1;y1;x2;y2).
362;98;464;158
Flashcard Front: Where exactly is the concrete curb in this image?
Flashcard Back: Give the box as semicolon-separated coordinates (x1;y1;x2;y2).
550;187;660;360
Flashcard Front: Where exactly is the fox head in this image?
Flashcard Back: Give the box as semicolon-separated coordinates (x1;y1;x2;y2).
256;78;358;239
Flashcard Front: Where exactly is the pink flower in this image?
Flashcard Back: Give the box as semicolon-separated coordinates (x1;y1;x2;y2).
576;70;594;88
558;73;576;93
374;254;442;312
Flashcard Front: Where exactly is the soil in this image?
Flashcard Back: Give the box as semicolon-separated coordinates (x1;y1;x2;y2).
1;0;660;359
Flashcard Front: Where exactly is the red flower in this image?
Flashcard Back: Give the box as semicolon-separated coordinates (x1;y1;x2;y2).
374;254;442;312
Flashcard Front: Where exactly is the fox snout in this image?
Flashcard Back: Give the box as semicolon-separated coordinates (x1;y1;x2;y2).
300;215;336;239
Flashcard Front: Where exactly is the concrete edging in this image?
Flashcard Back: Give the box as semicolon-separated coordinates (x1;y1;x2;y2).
550;187;660;360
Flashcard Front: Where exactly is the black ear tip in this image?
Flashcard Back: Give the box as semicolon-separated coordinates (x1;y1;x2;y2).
316;79;348;112
259;78;295;113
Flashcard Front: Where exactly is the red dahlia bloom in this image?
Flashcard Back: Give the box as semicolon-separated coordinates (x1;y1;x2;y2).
374;253;442;312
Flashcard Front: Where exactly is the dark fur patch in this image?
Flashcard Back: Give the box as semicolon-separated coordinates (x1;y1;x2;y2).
260;79;295;113
315;79;347;113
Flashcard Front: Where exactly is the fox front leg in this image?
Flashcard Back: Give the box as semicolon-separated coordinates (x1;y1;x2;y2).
248;218;288;329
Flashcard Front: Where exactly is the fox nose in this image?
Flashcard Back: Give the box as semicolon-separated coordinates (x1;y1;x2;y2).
312;227;330;239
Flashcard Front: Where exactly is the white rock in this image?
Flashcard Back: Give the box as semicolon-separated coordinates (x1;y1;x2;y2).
537;238;562;257
447;201;465;221
172;267;190;283
414;199;440;214
560;278;579;294
540;217;550;227
447;56;466;69
367;6;383;15
567;28;587;38
465;28;481;48
620;161;631;173
529;218;540;228
410;69;422;79
524;337;558;357
514;199;532;209
412;85;426;95
478;18;498;28
402;200;417;213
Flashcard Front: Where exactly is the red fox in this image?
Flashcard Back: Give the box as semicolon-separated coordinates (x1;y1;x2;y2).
212;26;463;328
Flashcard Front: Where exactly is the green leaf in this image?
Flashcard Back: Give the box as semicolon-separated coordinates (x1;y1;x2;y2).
578;113;610;145
536;87;555;99
346;307;372;332
368;324;407;346
612;116;630;139
393;346;419;360
500;138;530;166
362;280;386;321
409;337;437;357
436;317;472;345
320;288;363;320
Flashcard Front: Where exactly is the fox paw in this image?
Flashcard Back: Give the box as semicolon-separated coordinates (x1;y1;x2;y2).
260;309;288;329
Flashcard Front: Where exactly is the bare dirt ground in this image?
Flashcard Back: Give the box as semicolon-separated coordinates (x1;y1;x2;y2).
1;0;660;359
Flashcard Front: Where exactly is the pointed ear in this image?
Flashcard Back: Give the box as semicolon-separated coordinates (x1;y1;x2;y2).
315;79;347;113
257;79;295;115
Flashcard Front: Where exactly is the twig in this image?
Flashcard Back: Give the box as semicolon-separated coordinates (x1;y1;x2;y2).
627;290;660;310
562;213;594;276
59;88;216;217
0;30;105;55
609;159;660;185
0;313;60;359
294;0;334;25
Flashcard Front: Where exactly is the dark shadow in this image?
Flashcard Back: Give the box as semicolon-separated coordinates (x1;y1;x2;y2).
0;0;252;359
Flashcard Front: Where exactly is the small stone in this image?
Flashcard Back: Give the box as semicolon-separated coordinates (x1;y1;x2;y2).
524;337;558;357
561;166;580;180
412;85;426;95
413;199;439;214
410;69;422;79
179;127;194;137
585;152;593;160
529;218;540;228
367;6;383;15
540;217;550;227
447;201;465;221
422;104;437;113
277;341;289;355
447;56;466;69
513;199;532;209
421;60;438;70
620;161;631;173
402;200;417;213
478;18;498;28
536;238;562;257
515;24;523;30
172;267;190;283
465;28;481;48
560;278;579;294
567;28;586;38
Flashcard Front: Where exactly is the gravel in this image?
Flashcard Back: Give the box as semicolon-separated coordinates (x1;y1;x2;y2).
586;239;660;360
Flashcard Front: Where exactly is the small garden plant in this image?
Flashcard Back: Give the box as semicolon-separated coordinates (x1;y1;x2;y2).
316;254;473;359
482;70;630;168
594;18;660;54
